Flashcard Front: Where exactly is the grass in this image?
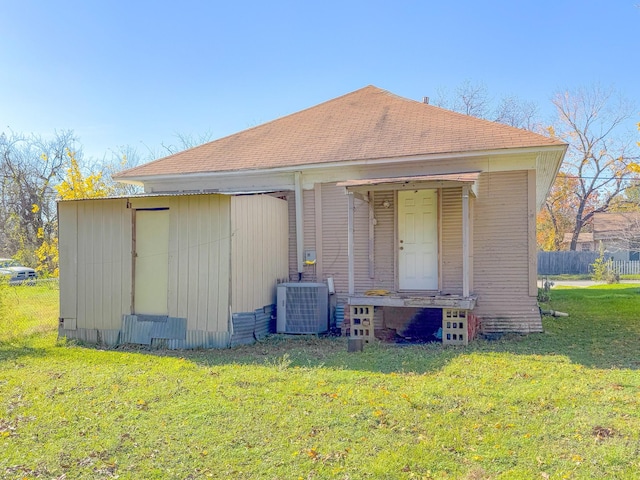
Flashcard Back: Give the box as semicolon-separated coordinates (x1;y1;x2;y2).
0;280;59;342
1;285;640;479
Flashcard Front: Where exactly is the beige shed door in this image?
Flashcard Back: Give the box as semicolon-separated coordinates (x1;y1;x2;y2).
398;189;438;290
134;209;169;315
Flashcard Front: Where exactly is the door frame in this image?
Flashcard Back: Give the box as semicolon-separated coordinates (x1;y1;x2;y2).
395;188;440;292
132;207;170;315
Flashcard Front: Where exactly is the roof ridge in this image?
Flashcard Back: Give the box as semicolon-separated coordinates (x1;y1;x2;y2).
115;85;566;179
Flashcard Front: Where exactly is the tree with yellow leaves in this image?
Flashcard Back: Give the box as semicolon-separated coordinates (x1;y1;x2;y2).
56;150;112;199
34;150;113;276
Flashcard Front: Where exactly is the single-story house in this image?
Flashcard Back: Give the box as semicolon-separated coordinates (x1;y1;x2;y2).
561;232;596;252
59;85;567;347
593;212;640;261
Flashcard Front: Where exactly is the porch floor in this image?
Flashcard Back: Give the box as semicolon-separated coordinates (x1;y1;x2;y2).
347;292;477;309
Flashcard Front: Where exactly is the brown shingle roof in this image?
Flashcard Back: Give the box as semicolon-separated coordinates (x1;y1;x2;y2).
115;85;565;179
593;212;640;239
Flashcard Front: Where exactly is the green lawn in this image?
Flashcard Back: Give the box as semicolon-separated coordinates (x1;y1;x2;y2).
1;285;640;479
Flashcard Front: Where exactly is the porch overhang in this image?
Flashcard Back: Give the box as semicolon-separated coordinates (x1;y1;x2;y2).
336;172;480;197
348;294;477;310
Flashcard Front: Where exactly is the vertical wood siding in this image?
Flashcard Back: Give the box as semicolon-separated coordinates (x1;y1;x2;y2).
472;171;541;332
58;202;78;321
160;195;231;333
441;187;463;294
287;192;297;281
60;195;235;337
59;199;132;331
231;195;289;313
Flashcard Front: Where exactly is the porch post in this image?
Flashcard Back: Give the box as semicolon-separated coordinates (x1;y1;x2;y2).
347;191;355;295
462;185;470;298
294;171;304;278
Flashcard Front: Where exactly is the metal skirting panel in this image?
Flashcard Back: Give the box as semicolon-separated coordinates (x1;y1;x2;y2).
121;315;187;345
59;327;98;344
231;313;256;347
230;304;276;347
255;305;275;340
100;330;121;346
168;331;231;349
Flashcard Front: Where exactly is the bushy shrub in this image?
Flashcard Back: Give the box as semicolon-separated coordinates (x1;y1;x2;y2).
591;246;620;283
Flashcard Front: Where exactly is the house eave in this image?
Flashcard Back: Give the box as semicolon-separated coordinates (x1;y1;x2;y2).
114;144;568;187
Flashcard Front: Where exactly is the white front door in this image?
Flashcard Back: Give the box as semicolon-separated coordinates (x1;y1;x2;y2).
134;209;170;315
398;189;438;290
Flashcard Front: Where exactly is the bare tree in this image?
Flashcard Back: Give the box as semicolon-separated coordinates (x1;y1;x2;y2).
0;130;79;262
433;80;541;129
160;130;215;156
548;85;640;251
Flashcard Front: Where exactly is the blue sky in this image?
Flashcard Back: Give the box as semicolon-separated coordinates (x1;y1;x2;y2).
1;1;638;162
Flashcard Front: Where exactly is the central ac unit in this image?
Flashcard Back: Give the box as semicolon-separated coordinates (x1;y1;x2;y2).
277;282;329;334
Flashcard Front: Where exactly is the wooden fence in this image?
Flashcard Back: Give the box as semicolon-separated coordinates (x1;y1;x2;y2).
538;252;640;276
537;251;599;275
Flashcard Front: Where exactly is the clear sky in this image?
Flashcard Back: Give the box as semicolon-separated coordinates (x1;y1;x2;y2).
1;1;638;162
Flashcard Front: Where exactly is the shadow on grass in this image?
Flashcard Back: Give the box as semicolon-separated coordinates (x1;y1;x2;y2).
32;285;640;374
0;341;50;364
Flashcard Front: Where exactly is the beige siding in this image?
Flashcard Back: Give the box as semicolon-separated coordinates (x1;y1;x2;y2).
372;191;395;290
320;183;349;292
472;171;541;333
231;194;289;313
59;198;132;331
441;187;463;294
60;195;235;336
150;194;232;333
287;192;297;281
353;195;373;291
58;202;78;321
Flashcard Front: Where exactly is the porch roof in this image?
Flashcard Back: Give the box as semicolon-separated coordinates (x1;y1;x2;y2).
336;172;480;195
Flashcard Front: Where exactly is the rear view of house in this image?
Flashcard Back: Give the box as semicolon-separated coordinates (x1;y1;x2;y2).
60;85;567;348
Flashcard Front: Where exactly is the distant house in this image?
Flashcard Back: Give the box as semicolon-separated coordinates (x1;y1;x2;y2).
593;212;640;261
561;232;597;252
59;85;567;347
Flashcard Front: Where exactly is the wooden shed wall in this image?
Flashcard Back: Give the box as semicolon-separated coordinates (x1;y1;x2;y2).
59;195;234;344
146;195;232;334
231;194;289;313
472;171;541;333
58;198;133;334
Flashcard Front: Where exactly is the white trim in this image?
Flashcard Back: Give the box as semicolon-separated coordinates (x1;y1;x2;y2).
462;185;470;298
116;145;567;185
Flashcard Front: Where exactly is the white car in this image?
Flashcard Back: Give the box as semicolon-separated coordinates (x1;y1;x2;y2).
0;258;37;285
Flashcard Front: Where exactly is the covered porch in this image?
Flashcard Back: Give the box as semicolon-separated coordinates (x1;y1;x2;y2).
338;172;479;305
337;172;481;345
